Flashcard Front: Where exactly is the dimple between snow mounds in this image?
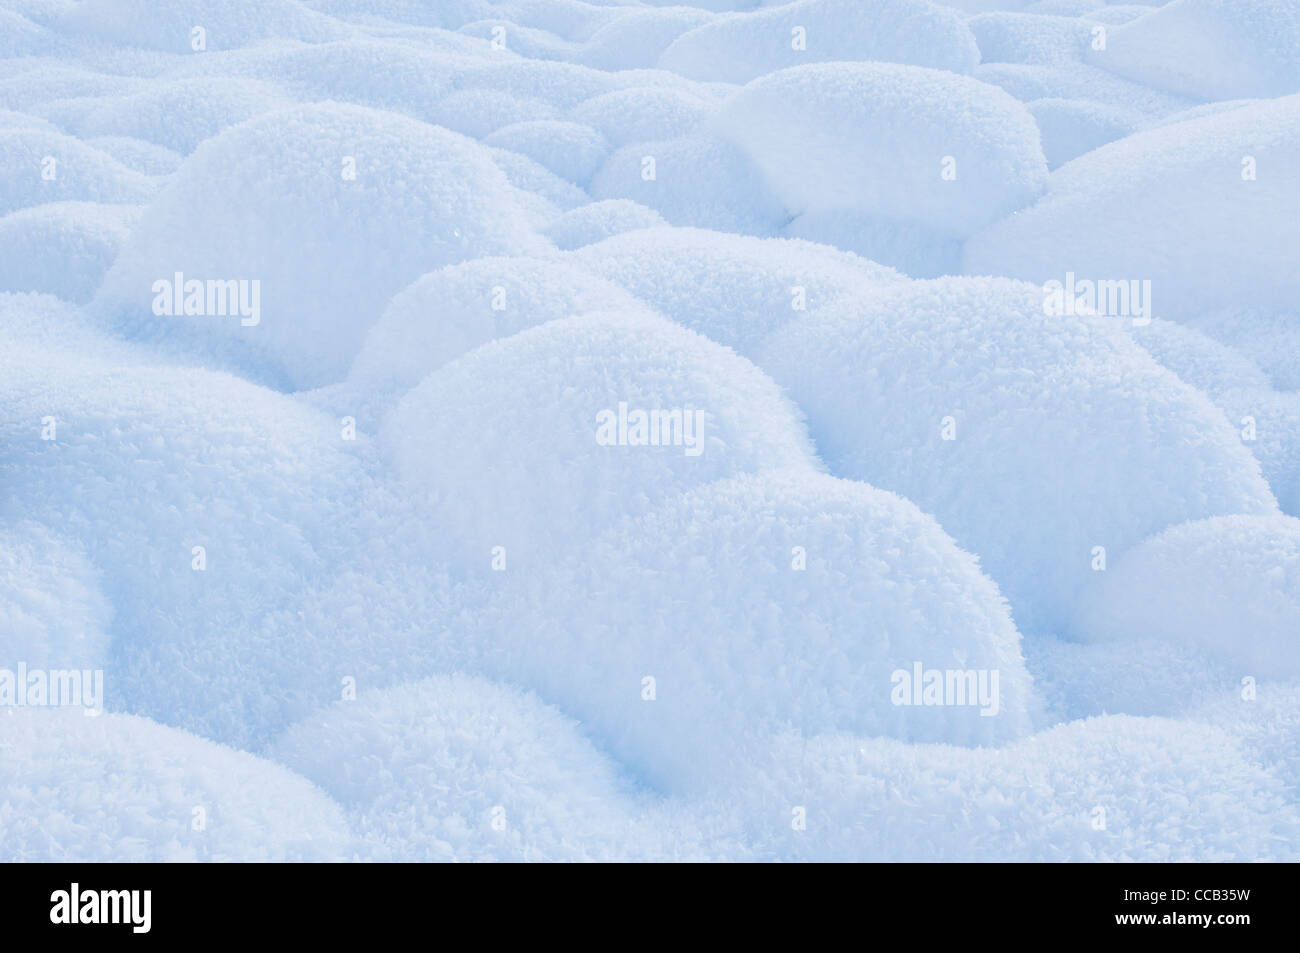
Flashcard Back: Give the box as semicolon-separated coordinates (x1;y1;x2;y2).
1087;0;1300;101
0;128;156;217
0;353;369;749
1075;515;1300;679
657;0;978;84
756;277;1277;636
0;522;111;671
0;711;352;862
965;95;1300;320
382;311;818;574
272;676;699;861
713;63;1048;273
57;0;351;52
349;256;651;406
477;470;1036;795
0;202;139;304
566;227;903;358
541;199;665;250
728;716;1300;861
92;103;547;392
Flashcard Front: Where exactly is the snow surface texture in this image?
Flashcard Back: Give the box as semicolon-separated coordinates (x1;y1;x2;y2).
1;0;1297;863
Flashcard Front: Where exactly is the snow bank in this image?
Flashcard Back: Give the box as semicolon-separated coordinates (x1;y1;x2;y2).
1076;515;1300;678
382;311;817;572
477;470;1036;794
714;63;1048;241
273;676;695;861
1088;0;1300;101
92;102;546;391
567;226;902;356
657;0;979;84
0;201;139;303
965;95;1300;320
0;711;352;862
757;276;1277;635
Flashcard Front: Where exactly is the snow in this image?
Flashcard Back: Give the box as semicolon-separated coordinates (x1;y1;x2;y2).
1;710;353;862
473;469;1037;794
1087;0;1300;101
1076;515;1300;678
272;675;698;861
541;198;666;250
756;276;1277;635
382;310;818;573
0;201;140;303
965;94;1300;320
714;63;1049;244
657;0;979;84
3;0;1298;863
90;102;547;391
567;226;903;356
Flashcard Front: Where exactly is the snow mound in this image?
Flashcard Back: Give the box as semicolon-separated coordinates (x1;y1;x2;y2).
1133;318;1272;397
781;209;966;279
578;7;713;71
756;276;1277;635
1186;308;1300;393
0;710;352;862
657;0;978;84
569;86;716;149
1088;0;1300;101
477;470;1036;794
567;226;903;357
714;63;1048;240
0;522;110;670
732;716;1300;860
382;311;818;572
0;202;139;303
483;119;608;186
590;135;787;236
970;12;1094;65
1076;515;1300;678
272;676;692;861
542;199;665;250
0;353;369;748
40;78;298;155
58;0;350;52
1194;682;1300;800
973;61;1195;121
92;102;546;391
0;128;156;217
965;95;1300;320
349;255;651;403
